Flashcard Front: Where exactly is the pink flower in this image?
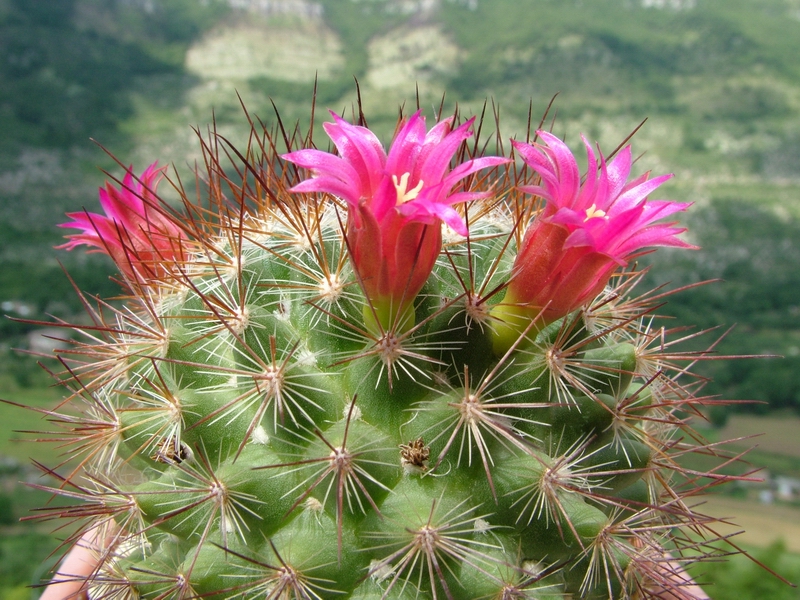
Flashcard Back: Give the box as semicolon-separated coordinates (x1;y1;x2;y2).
492;131;694;350
59;162;183;281
283;111;508;330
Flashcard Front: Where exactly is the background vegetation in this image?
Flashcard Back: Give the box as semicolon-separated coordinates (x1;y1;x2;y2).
2;0;800;597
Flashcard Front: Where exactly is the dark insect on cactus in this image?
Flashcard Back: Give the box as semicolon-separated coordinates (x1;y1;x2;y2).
19;97;759;599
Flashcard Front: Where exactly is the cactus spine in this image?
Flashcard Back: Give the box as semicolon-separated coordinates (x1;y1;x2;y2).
28;101;736;599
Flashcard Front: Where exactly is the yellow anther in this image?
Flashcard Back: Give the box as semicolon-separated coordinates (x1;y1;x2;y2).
585;203;607;221
392;172;424;204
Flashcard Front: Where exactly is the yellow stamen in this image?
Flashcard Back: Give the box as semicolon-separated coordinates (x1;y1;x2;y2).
585;203;607;221
392;172;424;204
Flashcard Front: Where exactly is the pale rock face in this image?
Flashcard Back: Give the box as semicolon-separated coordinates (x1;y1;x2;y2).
185;20;344;83
226;0;324;19
365;24;462;90
641;0;696;9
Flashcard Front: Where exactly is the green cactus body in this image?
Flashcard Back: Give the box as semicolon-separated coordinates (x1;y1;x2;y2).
29;104;741;600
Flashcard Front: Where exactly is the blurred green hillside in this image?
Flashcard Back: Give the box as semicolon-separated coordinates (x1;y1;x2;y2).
2;2;800;598
2;0;800;412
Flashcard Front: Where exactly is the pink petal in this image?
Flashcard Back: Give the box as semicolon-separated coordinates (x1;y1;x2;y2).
517;184;551;200
512;140;559;190
418;117;474;185
611;173;674;214
574;137;599;212
289;177;360;207
536;130;580;205
283;149;362;199
432;204;469;236
324;113;386;194
604;146;633;201
385;111;427;176
614;225;696;256
399;199;468;236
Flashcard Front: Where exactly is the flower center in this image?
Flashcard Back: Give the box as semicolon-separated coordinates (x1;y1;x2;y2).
584;203;607;221
392;172;424;205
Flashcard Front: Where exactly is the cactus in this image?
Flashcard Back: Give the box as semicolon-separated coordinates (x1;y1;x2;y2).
25;100;740;600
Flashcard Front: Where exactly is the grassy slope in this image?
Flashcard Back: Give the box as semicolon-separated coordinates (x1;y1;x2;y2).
697;496;800;553
0;386;63;462
715;414;800;459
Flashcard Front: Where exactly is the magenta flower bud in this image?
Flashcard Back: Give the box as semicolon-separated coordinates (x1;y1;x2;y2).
492;131;695;352
58;162;184;282
283;111;509;332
